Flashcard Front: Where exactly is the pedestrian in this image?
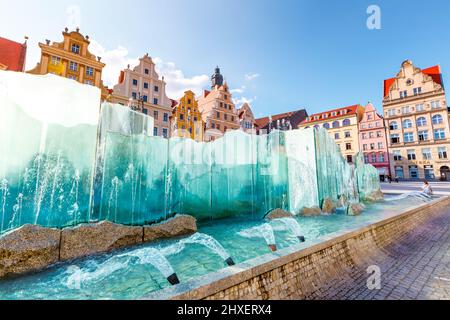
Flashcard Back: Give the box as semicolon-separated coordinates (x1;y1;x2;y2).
421;180;433;196
388;175;391;183
395;175;399;183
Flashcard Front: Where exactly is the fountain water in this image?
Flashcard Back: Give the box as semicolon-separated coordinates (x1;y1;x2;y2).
385;191;432;202
271;217;306;243
238;223;277;251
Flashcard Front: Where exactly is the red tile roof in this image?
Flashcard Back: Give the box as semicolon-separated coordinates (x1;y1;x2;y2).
383;65;443;98
0;36;27;72
300;105;360;124
255;109;308;130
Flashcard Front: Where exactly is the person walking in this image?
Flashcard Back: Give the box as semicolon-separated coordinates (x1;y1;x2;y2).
394;175;399;183
421;180;433;196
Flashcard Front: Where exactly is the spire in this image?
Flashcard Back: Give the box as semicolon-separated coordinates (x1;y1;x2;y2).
211;66;224;88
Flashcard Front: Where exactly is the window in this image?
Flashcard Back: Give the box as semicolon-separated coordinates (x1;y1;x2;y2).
132;79;138;86
163;113;168;122
393;150;402;161
422;148;432;160
84;80;93;86
224;114;228;120
332;121;340;128
142;95;148;102
179;114;184;120
153;110;159;119
323;123;330;129
434;129;445;140
413;87;422;95
85;66;94;76
231;116;235;121
404;132;414;143
424;165;434;179
51;56;61;65
224;95;228;100
144;82;149;89
362;133;367;139
370;143;375;150
68;75;77;80
369;132;374;138
418;130;428;141
371;153;377;163
395;166;404;179
407;150;416;160
415;104;424;112
71;44;80;54
409;166;419;179
162;128;168;138
432;114;443;124
367;114;373;120
342;119;351;126
361;124;366;129
379;152;385;162
345;131;351;138
364;154;369;163
211;123;216;129
143;108;148;115
216;112;220;119
154;86;159;92
402;119;412;128
378;142;383;149
431;100;441;109
132;92;137;100
377;131;382;138
153;127;158;136
401;106;410;114
188;99;192;104
69;61;78;71
400;90;407;98
144;68;149;75
363;144;367;151
438;147;448;159
416;117;427;127
345;143;352;150
153;98;158;105
389;121;398;130
335;133;340;140
346;155;353;163
387;109;396;117
390;134;400;144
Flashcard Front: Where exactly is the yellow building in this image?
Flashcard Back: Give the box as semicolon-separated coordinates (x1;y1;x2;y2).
298;105;365;163
28;27;106;94
171;90;204;142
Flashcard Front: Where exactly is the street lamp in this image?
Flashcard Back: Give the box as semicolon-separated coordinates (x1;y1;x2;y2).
130;92;144;112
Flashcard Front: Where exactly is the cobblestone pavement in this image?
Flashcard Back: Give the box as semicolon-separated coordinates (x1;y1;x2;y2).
316;207;450;300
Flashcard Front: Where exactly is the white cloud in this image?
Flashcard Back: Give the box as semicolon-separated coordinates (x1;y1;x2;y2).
89;40;139;87
233;96;256;106
89;41;209;99
245;73;260;81
153;57;209;99
230;85;246;94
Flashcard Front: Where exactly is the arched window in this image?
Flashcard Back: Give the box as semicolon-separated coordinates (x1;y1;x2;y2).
323;123;330;129
332;121;340;128
389;121;398;130
342;119;351;126
416;117;427;127
402;119;412;129
432;114;443;124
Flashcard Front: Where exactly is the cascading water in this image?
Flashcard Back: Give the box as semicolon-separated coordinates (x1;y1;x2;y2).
385;191;432;202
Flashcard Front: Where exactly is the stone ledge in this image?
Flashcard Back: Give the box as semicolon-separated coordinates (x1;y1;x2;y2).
0;224;61;278
143;214;197;243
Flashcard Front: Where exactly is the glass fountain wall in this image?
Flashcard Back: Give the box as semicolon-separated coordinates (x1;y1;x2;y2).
0;71;380;235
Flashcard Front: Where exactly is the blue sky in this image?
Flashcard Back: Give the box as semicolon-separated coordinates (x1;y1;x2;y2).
1;0;450;118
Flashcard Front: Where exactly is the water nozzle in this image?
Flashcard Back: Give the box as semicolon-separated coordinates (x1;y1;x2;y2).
225;257;235;266
268;244;277;252
297;236;306;243
167;273;180;286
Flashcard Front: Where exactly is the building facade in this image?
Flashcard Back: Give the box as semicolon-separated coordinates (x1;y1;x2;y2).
170;90;204;141
255;109;308;135
0;36;27;72
111;54;174;138
299;105;365;164
237;102;256;134
28;28;105;90
358;103;390;179
383;60;450;180
198;67;240;141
